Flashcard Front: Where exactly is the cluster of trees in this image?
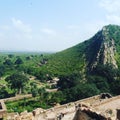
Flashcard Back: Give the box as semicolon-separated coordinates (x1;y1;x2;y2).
56;63;120;103
0;72;29;99
57;72;99;103
89;64;120;95
3;57;23;66
0;53;53;100
4;62;120;105
5;72;29;94
1;52;120;111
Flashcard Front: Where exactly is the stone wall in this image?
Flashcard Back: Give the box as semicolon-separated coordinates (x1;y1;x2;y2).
5;94;120;120
0;94;32;120
2;94;32;102
5;94;101;120
0;100;7;119
93;95;120;107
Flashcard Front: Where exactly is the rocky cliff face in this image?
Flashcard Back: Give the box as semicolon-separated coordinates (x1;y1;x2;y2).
87;25;118;70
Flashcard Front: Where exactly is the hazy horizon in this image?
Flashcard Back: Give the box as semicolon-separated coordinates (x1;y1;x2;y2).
0;0;120;52
0;49;55;54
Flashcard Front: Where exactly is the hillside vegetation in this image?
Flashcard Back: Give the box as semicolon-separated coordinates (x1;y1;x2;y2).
45;42;88;76
2;25;120;112
46;25;120;75
44;25;120;102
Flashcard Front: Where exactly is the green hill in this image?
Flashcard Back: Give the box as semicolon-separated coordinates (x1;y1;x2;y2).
46;24;120;76
45;41;88;76
41;25;120;102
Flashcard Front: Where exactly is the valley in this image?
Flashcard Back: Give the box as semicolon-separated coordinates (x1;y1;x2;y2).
0;25;120;119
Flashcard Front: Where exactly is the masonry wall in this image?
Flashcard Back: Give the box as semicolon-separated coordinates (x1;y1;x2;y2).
5;94;120;120
0;100;7;119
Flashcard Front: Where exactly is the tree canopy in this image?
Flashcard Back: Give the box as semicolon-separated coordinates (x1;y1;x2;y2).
5;72;29;94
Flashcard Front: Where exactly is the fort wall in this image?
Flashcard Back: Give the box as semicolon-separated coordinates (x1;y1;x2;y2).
2;94;120;120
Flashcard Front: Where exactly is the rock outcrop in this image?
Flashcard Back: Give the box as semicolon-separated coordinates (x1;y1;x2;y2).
87;25;118;70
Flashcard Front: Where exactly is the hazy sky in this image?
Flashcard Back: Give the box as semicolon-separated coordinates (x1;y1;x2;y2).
0;0;120;52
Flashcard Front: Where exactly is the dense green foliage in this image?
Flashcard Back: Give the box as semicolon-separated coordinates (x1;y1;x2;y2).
6;98;51;113
2;25;120;113
6;89;65;113
5;73;29;94
44;41;88;76
0;52;51;99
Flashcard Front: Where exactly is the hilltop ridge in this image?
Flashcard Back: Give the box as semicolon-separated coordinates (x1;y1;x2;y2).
86;24;120;70
46;25;120;76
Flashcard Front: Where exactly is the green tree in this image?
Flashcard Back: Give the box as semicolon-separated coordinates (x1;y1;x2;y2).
5;73;29;94
3;59;13;66
43;92;51;104
63;83;100;103
0;65;5;77
58;72;81;89
110;79;120;95
15;57;23;65
35;70;47;82
8;54;14;58
50;91;65;104
31;83;38;97
31;89;38;97
0;86;9;99
92;64;117;82
38;87;46;103
87;75;110;93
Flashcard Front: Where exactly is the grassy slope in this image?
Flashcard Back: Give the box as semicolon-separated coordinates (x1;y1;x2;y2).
45;25;120;76
45;40;90;76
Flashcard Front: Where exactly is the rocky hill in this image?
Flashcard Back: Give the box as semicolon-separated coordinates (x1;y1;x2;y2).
86;25;120;70
43;25;120;101
46;25;120;76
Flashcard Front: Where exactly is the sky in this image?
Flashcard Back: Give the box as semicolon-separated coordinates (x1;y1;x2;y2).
0;0;120;52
